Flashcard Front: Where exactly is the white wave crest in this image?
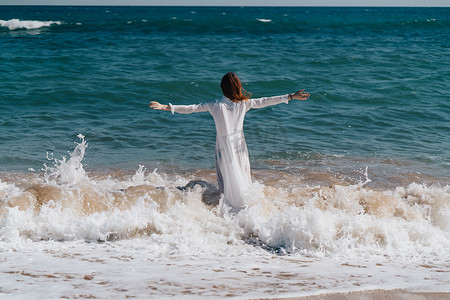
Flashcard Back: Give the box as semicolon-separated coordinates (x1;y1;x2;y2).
257;19;272;23
0;19;61;30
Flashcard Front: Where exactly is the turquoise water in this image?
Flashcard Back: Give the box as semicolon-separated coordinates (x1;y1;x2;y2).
0;6;449;179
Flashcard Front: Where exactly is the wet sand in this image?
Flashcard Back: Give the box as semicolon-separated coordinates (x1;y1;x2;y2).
273;290;450;300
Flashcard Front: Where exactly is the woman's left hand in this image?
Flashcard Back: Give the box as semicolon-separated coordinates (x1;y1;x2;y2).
149;101;169;111
290;90;310;101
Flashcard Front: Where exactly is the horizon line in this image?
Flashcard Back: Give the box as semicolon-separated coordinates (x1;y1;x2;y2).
0;4;449;7
0;4;450;8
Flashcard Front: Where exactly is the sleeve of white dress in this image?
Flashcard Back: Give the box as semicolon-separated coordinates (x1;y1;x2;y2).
247;94;290;110
168;102;210;115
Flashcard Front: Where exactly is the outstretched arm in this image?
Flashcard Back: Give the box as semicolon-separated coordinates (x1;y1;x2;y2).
149;101;209;114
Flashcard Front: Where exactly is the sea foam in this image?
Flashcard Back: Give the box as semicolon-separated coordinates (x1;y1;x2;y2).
0;19;61;30
0;135;448;258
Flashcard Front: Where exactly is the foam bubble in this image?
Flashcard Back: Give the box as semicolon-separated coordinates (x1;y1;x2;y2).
0;19;61;30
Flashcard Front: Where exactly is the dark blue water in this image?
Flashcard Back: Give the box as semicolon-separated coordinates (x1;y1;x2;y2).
0;6;449;180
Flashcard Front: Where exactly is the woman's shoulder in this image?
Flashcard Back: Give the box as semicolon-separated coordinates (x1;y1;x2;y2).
211;96;230;105
218;96;249;104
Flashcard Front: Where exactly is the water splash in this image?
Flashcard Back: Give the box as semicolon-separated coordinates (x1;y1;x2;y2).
43;134;88;185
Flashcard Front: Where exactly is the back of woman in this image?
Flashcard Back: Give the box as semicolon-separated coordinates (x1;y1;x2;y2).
149;72;309;213
210;96;248;138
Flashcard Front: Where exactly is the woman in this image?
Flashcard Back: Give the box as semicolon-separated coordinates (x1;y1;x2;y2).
149;72;309;212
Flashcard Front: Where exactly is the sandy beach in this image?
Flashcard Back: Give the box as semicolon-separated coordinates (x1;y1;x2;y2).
276;290;450;300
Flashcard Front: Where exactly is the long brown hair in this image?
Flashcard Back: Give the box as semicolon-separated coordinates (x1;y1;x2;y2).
220;72;251;102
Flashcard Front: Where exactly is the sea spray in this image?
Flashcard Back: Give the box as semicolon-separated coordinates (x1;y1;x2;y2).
44;134;88;185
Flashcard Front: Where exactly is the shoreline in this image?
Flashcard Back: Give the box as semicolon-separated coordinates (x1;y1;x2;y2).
262;290;450;300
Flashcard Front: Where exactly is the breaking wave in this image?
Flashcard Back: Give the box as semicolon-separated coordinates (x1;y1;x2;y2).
0;19;62;30
0;135;448;261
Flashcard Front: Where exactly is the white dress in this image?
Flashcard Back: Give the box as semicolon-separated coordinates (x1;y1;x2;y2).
169;94;290;211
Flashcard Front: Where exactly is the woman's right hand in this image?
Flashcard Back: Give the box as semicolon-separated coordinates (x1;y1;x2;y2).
290;90;310;101
149;101;169;111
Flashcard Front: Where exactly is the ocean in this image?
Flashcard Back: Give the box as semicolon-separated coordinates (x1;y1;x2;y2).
0;5;449;299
